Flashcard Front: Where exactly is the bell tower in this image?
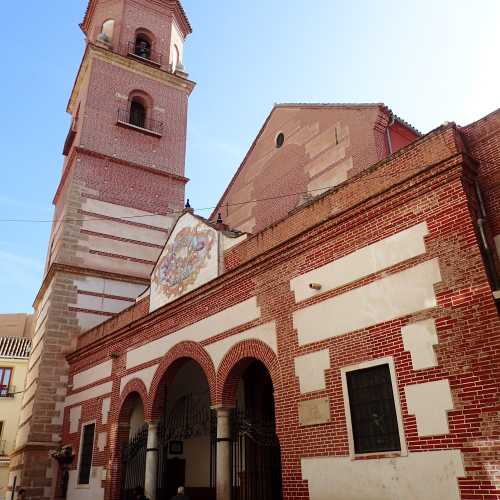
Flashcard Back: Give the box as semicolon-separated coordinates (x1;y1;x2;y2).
10;2;194;498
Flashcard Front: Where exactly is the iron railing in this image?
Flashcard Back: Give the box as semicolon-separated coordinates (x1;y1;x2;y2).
126;41;162;66
0;337;31;358
0;385;15;398
117;108;164;136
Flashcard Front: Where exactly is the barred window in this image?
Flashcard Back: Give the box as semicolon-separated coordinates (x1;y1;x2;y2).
346;364;401;454
78;423;95;485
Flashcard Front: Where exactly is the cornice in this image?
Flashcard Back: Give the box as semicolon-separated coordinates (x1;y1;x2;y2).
67;43;196;115
33;263;149;309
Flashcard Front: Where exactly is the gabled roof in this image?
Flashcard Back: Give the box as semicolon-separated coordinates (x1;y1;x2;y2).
80;0;192;36
210;102;420;221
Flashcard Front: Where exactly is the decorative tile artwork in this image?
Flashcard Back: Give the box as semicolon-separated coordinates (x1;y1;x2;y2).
153;224;215;298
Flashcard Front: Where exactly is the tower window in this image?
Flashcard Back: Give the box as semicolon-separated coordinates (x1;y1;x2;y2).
129;99;146;129
276;132;285;148
135;35;152;60
346;364;401;454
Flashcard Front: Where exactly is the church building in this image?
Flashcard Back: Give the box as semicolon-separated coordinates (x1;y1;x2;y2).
9;1;500;500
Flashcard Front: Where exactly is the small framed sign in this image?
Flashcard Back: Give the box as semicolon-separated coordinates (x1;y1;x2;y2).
169;441;183;455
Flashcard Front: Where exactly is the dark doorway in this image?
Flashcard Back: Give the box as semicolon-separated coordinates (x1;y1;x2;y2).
156;360;216;500
232;360;283;500
135;35;152;59
129;99;146;128
165;458;186;499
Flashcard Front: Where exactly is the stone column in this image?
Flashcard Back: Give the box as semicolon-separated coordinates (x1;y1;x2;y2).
216;408;232;500
144;422;159;500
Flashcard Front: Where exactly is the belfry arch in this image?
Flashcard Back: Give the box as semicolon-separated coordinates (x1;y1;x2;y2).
117;390;148;500
149;356;217;500
217;343;284;500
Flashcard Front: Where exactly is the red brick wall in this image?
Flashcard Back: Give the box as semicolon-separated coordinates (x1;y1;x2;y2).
461;109;500;275
64;124;500;499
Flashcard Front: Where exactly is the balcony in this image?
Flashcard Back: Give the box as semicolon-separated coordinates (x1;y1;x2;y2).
126;41;162;67
116;108;164;137
0;337;31;358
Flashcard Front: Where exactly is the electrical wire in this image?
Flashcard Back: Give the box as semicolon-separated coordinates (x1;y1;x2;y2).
0;133;498;225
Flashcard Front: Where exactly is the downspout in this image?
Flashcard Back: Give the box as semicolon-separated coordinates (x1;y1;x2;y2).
475;181;500;292
386;113;395;155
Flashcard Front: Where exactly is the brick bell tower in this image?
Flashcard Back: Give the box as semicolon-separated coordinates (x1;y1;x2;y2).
10;2;194;498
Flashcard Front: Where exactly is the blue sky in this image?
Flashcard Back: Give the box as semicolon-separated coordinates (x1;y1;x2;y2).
0;0;498;313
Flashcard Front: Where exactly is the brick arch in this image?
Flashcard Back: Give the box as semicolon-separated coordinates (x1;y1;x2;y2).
118;379;149;424
146;341;216;421
216;339;282;408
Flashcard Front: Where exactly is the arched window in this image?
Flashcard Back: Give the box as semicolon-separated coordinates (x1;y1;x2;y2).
172;44;180;72
134;34;152;60
102;19;115;40
129;98;146;128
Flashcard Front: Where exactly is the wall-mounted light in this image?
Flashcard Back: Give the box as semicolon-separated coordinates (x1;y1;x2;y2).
309;283;322;291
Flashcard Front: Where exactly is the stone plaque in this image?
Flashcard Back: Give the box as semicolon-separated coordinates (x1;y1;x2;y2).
298;397;331;426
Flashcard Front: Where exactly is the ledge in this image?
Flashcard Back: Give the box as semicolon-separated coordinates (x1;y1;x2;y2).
116;119;162;138
127;51;162;68
493;290;500;300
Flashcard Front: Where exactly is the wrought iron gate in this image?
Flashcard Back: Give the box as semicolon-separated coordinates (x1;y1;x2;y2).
121;424;148;500
156;394;216;500
231;410;283;500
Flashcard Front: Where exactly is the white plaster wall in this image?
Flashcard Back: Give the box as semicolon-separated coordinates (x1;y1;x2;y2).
129;402;145;439
101;398;111;424
223;233;247;251
301;450;464;500
64;382;113;408
170;21;184;70
0;359;28;454
69;406;82;434
294;349;331;394
307;157;353;195
75;312;108;332
405;379;454;436
150;213;219;312
81;217;166;246
127;297;260;369
67;467;104;500
120;364;159;394
73;360;112;390
82;198;173;230
97;432;107;452
205;322;277;370
294;259;442;346
401;319;439;370
291;222;429;302
73;276;146;299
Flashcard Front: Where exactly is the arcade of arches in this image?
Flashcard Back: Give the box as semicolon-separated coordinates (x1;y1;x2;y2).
115;357;282;500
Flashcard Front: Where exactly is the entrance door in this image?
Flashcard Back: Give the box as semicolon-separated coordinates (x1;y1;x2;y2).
164;458;185;499
231;410;282;500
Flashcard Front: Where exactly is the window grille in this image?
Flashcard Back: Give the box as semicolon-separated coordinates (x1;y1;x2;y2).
346;364;401;454
78;424;95;485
